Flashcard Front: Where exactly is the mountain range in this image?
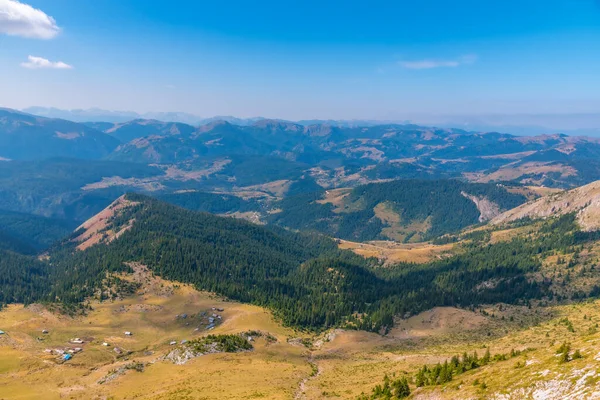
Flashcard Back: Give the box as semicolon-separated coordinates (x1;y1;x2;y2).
22;106;600;136
3;176;600;330
4;106;600;398
0;108;119;160
3;106;600;229
22;106;265;126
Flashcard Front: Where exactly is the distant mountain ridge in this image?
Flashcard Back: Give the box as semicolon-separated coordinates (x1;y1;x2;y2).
96;119;197;142
23;107;204;125
6;107;600;182
102;117;600;189
22;106;266;126
22;107;600;136
413;112;600;137
3;106;600;227
0;108;119;160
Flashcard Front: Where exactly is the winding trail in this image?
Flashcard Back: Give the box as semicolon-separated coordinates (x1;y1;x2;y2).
294;353;323;400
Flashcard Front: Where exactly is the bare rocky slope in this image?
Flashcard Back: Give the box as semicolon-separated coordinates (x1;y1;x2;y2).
492;180;600;231
73;195;140;250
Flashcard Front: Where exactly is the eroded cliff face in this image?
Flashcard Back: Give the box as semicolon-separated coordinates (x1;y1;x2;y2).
461;191;502;222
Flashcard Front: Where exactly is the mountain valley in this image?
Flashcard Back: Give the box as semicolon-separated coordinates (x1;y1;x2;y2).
3;109;600;399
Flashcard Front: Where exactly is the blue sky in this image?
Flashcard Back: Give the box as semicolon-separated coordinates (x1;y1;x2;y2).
1;0;600;120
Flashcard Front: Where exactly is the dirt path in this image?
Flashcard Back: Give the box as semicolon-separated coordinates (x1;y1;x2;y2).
294;354;322;400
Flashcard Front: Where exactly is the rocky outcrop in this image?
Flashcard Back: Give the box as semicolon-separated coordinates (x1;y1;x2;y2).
491;180;600;231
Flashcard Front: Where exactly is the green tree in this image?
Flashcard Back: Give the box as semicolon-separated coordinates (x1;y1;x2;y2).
392;376;410;399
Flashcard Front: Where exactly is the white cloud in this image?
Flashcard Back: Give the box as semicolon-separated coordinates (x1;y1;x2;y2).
21;55;72;69
399;54;477;70
0;0;60;39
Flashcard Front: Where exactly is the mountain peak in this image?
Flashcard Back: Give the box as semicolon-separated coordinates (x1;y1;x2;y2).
197;119;233;132
73;195;141;250
0;108;120;160
251;119;303;132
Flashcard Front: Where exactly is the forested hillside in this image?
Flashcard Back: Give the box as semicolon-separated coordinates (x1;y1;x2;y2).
3;193;594;333
0;229;54;305
157;191;260;214
0;249;49;305
0;230;36;255
269;179;527;242
0;209;76;250
0;158;163;220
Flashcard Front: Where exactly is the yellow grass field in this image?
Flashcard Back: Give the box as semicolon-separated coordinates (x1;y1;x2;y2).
0;272;310;400
3;265;600;399
338;239;454;264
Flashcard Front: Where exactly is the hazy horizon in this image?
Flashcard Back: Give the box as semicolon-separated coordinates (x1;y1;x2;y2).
9;105;600;137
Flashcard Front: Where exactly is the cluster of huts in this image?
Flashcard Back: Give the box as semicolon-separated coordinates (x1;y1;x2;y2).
172;306;226;344
45;333;88;361
45;346;83;361
176;307;224;331
42;330;135;362
3;305;228;363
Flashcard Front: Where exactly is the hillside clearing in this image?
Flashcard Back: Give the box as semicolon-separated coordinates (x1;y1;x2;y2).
337;239;454;264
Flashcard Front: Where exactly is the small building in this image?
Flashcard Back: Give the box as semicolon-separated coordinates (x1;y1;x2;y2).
181;339;188;344
114;347;123;354
63;354;72;361
169;341;177;345
102;342;109;346
216;308;224;312
42;329;49;334
70;338;84;344
124;331;133;336
72;348;83;353
0;330;5;335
